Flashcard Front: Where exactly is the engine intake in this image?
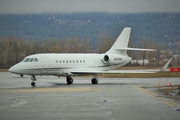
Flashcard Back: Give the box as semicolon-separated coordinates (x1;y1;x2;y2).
103;55;110;63
102;54;123;65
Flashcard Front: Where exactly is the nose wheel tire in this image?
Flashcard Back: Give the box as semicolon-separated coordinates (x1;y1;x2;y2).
31;81;36;86
91;78;98;84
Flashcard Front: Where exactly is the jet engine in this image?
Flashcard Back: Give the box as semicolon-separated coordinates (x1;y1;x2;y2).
102;54;123;65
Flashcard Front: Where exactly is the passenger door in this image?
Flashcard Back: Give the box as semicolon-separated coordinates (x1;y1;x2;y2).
42;57;49;74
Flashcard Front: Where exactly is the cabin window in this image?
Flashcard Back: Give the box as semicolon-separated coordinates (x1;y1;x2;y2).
76;60;78;63
34;58;38;62
83;60;85;63
24;58;30;62
56;60;58;63
69;60;71;63
59;60;61;63
63;60;65;63
73;60;75;63
29;58;34;62
66;60;68;63
80;60;82;63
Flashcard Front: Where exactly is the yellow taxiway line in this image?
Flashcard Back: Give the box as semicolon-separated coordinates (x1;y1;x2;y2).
135;86;179;107
14;87;100;93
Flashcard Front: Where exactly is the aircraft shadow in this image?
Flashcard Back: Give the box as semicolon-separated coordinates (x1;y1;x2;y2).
48;82;139;87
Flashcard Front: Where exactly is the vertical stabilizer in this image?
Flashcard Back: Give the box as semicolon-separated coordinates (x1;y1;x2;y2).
106;27;131;56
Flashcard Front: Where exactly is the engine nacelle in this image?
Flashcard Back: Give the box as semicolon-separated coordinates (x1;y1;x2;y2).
102;54;123;65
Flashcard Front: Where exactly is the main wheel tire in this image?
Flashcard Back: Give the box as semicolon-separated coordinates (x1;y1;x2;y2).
67;78;73;84
91;78;98;84
31;81;36;86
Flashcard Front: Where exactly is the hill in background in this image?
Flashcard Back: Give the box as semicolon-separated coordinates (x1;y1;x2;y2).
0;13;180;46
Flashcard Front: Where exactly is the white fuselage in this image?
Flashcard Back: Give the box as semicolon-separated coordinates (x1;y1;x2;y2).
8;28;161;86
9;53;131;76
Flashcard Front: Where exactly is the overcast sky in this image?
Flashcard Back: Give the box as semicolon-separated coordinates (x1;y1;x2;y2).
0;0;180;14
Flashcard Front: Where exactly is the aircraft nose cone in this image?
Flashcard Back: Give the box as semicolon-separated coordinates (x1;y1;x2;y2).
8;63;25;74
9;64;20;74
8;66;15;73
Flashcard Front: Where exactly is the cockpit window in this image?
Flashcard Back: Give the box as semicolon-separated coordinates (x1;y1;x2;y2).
29;58;34;62
21;58;38;62
34;58;38;62
24;58;30;62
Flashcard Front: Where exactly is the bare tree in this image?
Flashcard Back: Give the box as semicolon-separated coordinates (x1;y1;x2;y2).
138;38;150;66
97;33;115;53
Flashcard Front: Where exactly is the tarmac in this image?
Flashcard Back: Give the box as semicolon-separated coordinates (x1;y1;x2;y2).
0;72;180;120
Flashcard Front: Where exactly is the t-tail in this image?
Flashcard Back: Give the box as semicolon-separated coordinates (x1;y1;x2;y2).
106;27;155;56
106;27;131;56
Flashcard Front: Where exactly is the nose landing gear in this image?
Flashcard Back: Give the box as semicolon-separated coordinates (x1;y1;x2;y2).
31;75;37;87
31;81;36;86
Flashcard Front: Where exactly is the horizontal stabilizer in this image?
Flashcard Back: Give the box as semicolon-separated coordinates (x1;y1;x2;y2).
117;47;156;51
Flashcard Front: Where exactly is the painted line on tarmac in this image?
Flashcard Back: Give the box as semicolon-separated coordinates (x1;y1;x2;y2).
14;87;100;93
0;98;28;110
134;86;179;107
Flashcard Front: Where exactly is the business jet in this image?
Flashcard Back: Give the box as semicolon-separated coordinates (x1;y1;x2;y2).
9;27;172;86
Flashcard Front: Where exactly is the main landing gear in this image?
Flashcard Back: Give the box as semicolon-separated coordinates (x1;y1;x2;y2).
91;78;98;84
66;76;73;84
66;74;99;85
29;74;99;86
31;75;36;87
91;74;99;84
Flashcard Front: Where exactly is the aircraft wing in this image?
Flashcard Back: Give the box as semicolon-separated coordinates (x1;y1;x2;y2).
71;58;172;74
72;69;161;74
